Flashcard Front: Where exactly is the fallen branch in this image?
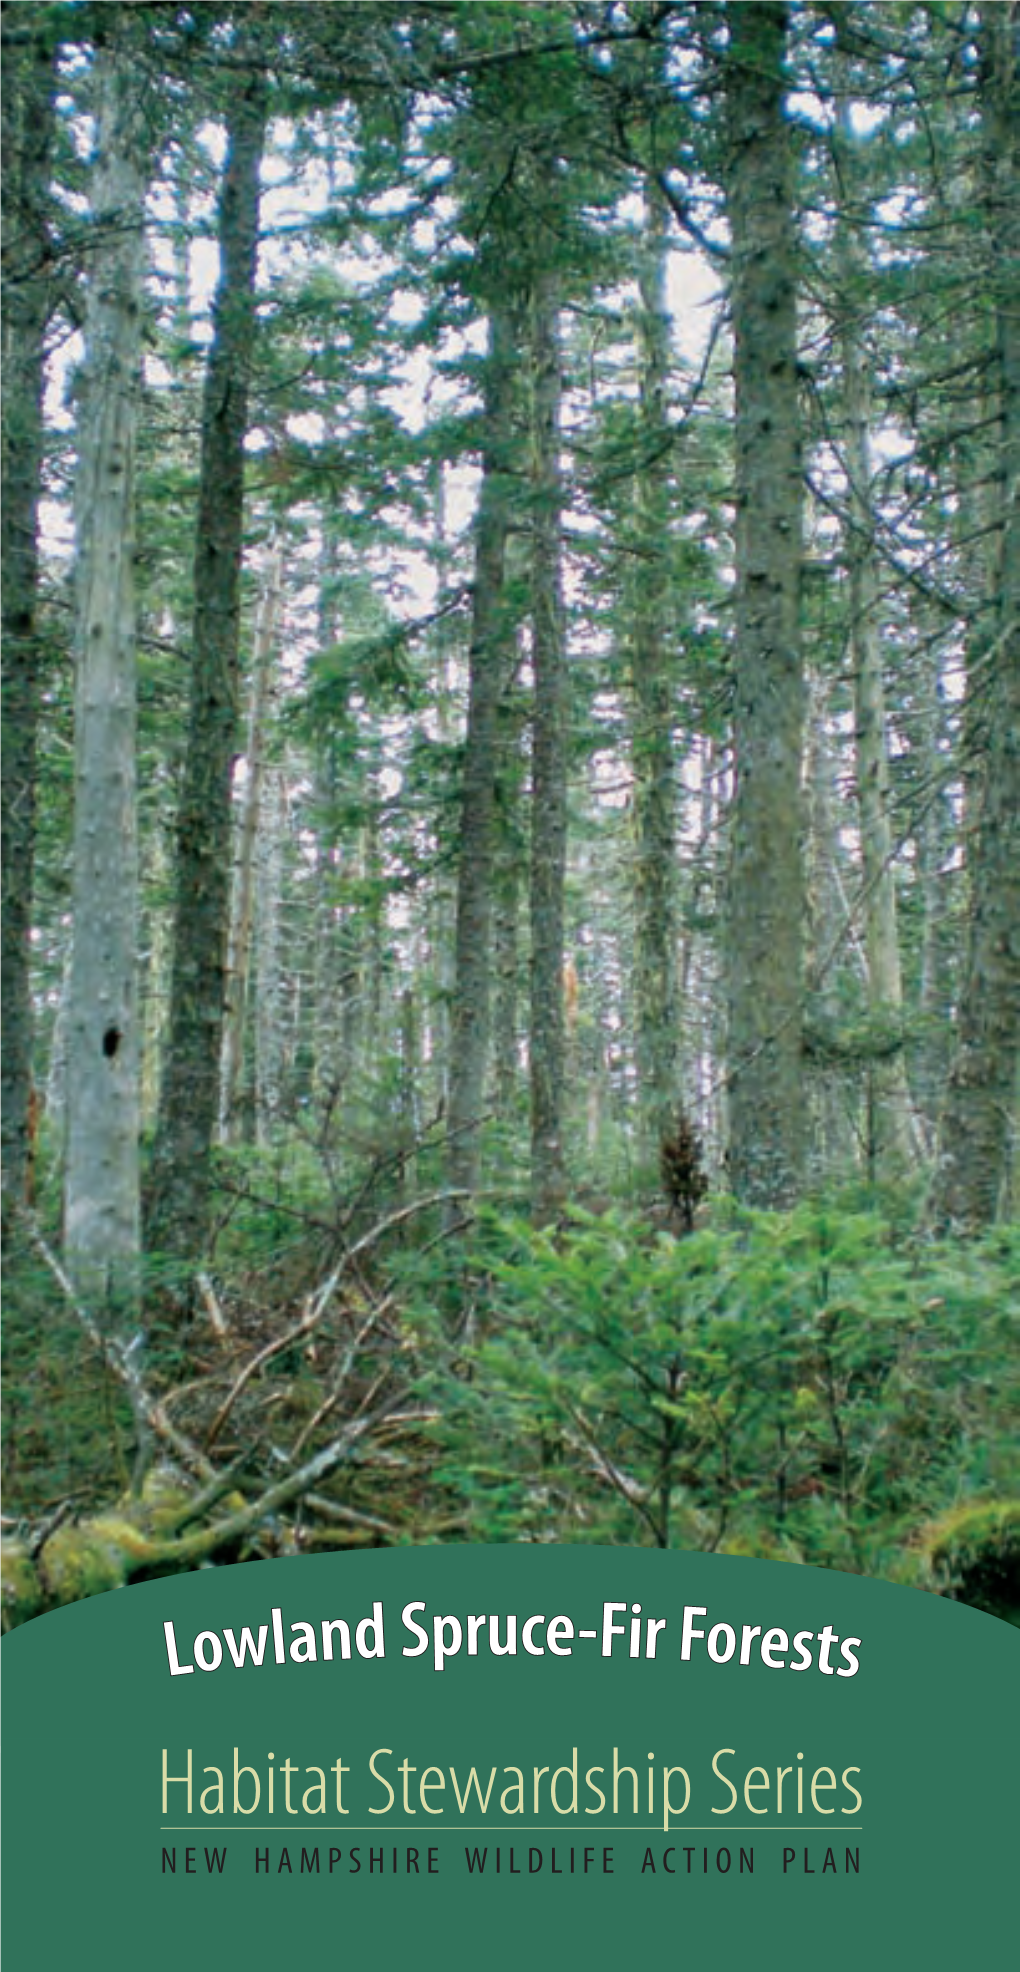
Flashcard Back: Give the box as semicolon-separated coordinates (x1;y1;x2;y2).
4;1205;443;1630
22;1214;217;1485
145;1393;411;1569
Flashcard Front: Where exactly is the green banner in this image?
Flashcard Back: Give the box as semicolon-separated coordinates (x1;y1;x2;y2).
3;1547;1016;1967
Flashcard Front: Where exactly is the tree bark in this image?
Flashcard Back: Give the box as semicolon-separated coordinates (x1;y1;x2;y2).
804;674;862;1176
255;766;286;1145
931;3;1020;1230
426;460;455;1113
361;746;384;1074
139;823;171;1134
631;183;680;1150
490;664;527;1121
1;9;55;1225
219;543;282;1141
311;520;347;1117
63;41;147;1312
146;67;267;1256
681;736;724;1153
445;302;518;1197
528;268;568;1221
722;0;807;1207
493;841;522;1120
313;812;344;1115
915;640;955;1132
834;96;918;1175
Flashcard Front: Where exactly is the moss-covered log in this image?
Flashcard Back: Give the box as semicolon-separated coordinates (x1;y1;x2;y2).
2;1471;195;1630
916;1501;1020;1625
1;1425;384;1631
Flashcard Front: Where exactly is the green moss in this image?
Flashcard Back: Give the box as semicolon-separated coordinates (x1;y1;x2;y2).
136;1470;192;1533
40;1524;129;1604
90;1515;159;1564
1;1546;44;1630
719;1533;800;1564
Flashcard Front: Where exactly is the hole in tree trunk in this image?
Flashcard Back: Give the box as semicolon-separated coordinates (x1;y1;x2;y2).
102;1026;122;1059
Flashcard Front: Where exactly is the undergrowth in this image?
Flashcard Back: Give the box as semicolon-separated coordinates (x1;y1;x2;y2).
3;1186;1018;1623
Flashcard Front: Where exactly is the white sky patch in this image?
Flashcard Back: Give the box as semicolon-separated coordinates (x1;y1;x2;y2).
286;411;327;445
850;101;888;136
668;249;720;364
198;120;226;170
39;497;74;558
44;327;83;432
390;289;426;326
787;89;831;132
380;345;435;433
260;147;332;231
187;237;220;336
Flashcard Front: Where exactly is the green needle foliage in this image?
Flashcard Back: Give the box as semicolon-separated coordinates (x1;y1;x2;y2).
402;1203;1019;1598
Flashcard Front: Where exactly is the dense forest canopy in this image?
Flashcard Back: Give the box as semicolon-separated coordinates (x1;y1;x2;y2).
1;0;1017;1624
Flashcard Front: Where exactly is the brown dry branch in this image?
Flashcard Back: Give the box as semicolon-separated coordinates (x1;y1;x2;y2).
205;1298;330;1449
2;1199;463;1629
204;1189;469;1450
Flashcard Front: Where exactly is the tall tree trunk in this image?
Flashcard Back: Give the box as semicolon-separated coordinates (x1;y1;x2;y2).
219;543;282;1141
46;938;72;1129
805;675;861;1176
528;269;568;1220
631;183;680;1151
362;747;384;1074
493;852;521;1120
834;97;917;1175
915;640;955;1133
63;41;147;1311
427;459;455;1114
139;822;171;1133
446;302;518;1197
723;0;807;1207
313;820;343;1115
398;985;419;1193
255;767;286;1145
146;67;267;1256
1;10;55;1226
311;518;346;1117
931;3;1020;1230
339;910;361;1104
491;666;526;1120
681;736;723;1152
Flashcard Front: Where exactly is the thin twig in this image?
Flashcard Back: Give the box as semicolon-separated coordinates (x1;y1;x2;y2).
205;1299;327;1451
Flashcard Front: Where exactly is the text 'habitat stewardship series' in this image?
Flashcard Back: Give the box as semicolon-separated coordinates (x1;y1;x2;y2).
3;1546;1016;1971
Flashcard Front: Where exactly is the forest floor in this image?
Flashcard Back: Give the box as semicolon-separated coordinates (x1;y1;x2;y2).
2;1156;1019;1632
